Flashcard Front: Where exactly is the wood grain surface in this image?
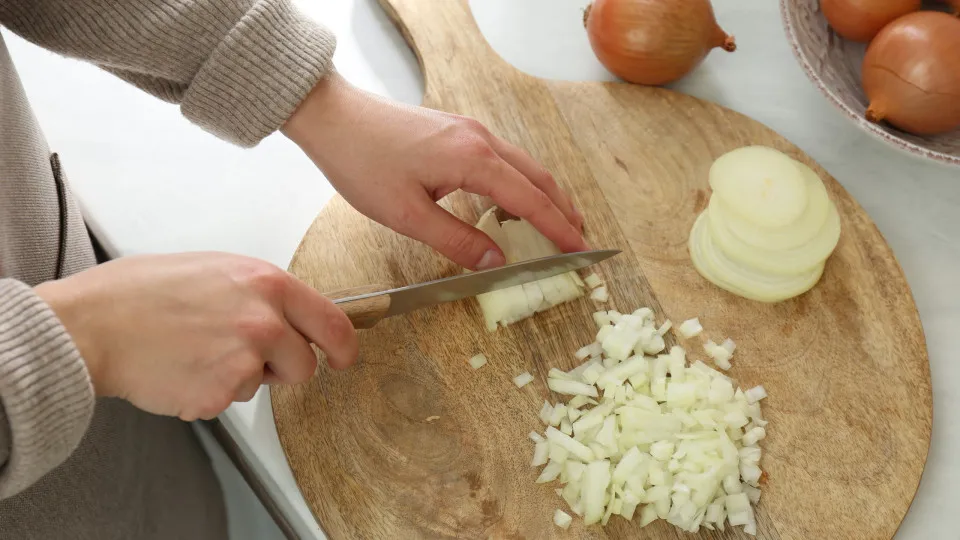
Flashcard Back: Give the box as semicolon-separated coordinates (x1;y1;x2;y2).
271;1;933;538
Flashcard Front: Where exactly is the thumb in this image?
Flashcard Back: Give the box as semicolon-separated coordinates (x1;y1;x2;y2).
400;198;506;271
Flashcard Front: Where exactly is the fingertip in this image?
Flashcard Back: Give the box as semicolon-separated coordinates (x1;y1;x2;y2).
475;248;506;271
325;311;360;370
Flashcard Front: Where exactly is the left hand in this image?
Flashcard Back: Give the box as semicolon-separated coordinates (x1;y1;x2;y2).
282;71;588;271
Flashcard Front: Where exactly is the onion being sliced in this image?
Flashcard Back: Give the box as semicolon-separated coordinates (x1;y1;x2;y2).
472;208;585;331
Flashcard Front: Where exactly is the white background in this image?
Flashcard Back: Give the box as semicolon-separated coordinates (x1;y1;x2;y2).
4;0;958;538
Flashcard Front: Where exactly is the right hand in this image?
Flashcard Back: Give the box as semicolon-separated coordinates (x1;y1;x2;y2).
34;252;357;421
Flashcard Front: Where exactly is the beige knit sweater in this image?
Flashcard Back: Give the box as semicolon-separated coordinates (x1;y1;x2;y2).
0;1;336;537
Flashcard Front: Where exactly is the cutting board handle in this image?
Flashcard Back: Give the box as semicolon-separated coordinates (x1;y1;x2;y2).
325;284;391;330
376;0;507;92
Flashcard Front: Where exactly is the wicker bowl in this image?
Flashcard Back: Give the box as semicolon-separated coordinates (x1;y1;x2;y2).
780;0;960;166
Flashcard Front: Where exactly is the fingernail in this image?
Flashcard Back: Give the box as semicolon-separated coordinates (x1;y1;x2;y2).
572;206;585;230
476;249;506;270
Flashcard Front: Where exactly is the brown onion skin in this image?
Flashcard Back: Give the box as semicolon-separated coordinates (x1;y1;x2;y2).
583;0;735;86
821;0;922;43
862;11;960;135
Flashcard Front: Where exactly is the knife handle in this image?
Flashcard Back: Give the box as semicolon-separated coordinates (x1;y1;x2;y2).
324;284;391;330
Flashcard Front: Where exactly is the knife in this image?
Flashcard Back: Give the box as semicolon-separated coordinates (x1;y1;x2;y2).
327;249;620;329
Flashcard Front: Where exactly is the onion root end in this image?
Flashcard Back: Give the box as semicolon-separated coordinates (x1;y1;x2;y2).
722;35;737;52
865;104;886;124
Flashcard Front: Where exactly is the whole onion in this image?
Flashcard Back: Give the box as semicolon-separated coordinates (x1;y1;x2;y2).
861;11;960;136
583;0;736;86
821;0;922;43
940;0;960;14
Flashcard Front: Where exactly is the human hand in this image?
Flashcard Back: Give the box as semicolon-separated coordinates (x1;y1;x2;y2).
282;71;589;271
34;252;357;421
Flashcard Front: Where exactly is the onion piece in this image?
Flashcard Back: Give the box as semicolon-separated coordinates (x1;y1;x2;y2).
744;385;767;403
689;211;826;303
677;318;703;338
550;379;600;398
590;286;610;302
532;442;549;466
581;460;611;525
537;461;564;483
546;426;596;462
708;145;809;228
567;395;597;409
584;273;603;289
592;311;611;328
468;354;488;369
539;401;554;425
554;509;573;529
549;404;568;426
708;193;841;276
529;431;545;444
514;372;535;388
656;319;673;335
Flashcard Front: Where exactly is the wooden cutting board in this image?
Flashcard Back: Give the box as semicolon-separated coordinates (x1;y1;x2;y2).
271;1;932;538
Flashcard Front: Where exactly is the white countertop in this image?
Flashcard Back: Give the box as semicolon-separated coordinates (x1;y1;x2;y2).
6;0;958;538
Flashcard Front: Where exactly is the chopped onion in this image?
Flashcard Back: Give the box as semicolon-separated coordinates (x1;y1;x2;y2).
554;509;573;529
581;460;611;525
531;442;549;466
656;319;673;335
549;379;599;398
704;340;733;370
468;354;488;369
537;461;564;483
590;286;609;302
677;318;703;338
566;395;596;409
529;431;545;443
539;401;553;425
584;273;603;289
526;299;767;535
514;372;534;388
742;427;766;447
744;385;767;404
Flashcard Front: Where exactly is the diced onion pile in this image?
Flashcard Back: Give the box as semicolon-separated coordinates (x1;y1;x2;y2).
689;145;841;303
529;304;768;535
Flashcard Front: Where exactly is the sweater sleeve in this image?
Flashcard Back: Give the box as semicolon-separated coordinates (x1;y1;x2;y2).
0;0;337;147
0;279;95;500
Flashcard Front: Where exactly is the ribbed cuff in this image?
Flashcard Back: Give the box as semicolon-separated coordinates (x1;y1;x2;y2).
0;279;95;499
181;0;337;148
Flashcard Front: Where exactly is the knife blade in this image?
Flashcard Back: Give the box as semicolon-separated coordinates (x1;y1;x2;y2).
330;249;620;328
